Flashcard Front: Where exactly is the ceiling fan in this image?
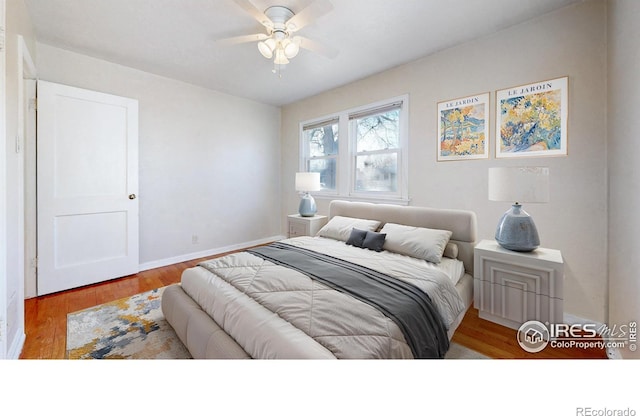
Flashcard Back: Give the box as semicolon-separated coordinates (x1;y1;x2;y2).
219;0;338;74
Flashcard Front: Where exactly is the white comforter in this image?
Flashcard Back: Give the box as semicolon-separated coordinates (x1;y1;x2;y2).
180;236;466;359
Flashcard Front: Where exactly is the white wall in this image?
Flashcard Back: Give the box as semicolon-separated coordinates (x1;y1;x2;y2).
281;1;608;323
607;0;640;359
36;44;283;269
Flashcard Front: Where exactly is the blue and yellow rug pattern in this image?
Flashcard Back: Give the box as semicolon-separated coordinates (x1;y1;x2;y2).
66;287;192;359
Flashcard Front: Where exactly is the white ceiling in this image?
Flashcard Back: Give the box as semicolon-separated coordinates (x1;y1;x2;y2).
24;0;582;107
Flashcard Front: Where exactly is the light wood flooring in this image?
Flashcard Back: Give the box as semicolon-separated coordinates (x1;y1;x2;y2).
20;249;608;360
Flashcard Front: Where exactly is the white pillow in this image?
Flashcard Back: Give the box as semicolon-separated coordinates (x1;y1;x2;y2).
316;216;382;242
380;223;452;264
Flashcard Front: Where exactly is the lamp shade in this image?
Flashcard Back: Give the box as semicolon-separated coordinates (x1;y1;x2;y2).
283;39;300;59
295;172;321;192
488;167;549;203
273;48;290;65
258;40;274;59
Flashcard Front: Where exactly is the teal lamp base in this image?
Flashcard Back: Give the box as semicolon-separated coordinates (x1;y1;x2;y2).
298;192;317;217
495;203;540;252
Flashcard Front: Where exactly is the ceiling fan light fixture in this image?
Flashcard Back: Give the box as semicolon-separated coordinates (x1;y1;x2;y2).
257;41;272;59
265;38;276;50
274;48;290;65
225;1;336;74
284;40;299;59
258;38;277;59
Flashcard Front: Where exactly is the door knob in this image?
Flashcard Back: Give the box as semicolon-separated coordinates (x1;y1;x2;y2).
129;194;136;200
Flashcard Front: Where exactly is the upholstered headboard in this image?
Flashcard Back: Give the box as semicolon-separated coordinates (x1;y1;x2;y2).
328;200;478;274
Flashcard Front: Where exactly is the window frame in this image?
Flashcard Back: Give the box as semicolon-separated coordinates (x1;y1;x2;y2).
349;101;404;199
299;95;409;204
300;115;341;195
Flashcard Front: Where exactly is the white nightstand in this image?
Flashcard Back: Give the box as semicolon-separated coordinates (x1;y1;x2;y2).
473;239;564;330
287;214;328;238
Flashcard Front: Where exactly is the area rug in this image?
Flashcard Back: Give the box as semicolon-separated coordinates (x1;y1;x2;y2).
445;341;489;359
67;287;191;359
67;287;488;359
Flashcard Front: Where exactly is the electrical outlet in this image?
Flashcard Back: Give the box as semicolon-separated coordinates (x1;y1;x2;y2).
191;234;199;244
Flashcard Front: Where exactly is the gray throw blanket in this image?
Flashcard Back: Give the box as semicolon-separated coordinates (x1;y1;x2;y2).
247;242;450;358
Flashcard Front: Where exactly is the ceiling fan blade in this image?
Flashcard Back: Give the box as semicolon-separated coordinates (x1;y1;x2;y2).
286;0;333;32
216;33;268;46
295;36;338;59
232;0;272;28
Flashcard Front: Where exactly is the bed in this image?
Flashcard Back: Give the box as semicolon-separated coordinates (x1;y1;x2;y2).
161;200;477;359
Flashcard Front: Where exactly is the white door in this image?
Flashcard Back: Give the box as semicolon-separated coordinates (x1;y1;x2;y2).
37;81;139;295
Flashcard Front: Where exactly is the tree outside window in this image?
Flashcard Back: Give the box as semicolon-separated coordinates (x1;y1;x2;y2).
352;109;400;193
303;121;338;191
300;96;407;202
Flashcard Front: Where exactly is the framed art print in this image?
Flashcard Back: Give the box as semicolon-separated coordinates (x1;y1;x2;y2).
437;92;490;161
495;76;568;158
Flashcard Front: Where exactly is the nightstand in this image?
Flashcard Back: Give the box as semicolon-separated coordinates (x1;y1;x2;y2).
473;239;564;330
287;214;328;238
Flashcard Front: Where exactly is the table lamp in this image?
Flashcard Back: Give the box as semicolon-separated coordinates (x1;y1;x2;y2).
488;167;549;252
295;172;321;217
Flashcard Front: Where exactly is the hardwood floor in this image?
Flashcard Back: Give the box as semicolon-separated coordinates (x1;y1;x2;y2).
21;257;203;359
20;251;608;359
451;307;608;359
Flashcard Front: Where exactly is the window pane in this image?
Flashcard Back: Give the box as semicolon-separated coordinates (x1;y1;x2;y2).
355;109;400;152
304;123;339;157
309;158;336;191
355;153;397;192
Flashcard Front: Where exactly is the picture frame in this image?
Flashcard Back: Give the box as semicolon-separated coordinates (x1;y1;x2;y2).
495;76;568;158
437;92;490;161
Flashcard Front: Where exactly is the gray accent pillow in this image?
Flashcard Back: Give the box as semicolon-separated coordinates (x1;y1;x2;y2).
362;231;386;252
346;228;368;248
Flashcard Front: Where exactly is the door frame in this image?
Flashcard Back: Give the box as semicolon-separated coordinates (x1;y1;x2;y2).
0;0;7;358
19;35;37;299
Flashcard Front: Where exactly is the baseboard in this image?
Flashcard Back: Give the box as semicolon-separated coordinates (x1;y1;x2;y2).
138;235;287;272
563;312;605;328
8;332;26;360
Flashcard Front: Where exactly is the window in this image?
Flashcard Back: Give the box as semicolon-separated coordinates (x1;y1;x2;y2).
302;118;339;192
351;103;401;194
300;96;408;203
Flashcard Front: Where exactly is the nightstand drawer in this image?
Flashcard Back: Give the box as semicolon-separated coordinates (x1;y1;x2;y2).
288;221;307;237
474;278;562;329
477;257;562;299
